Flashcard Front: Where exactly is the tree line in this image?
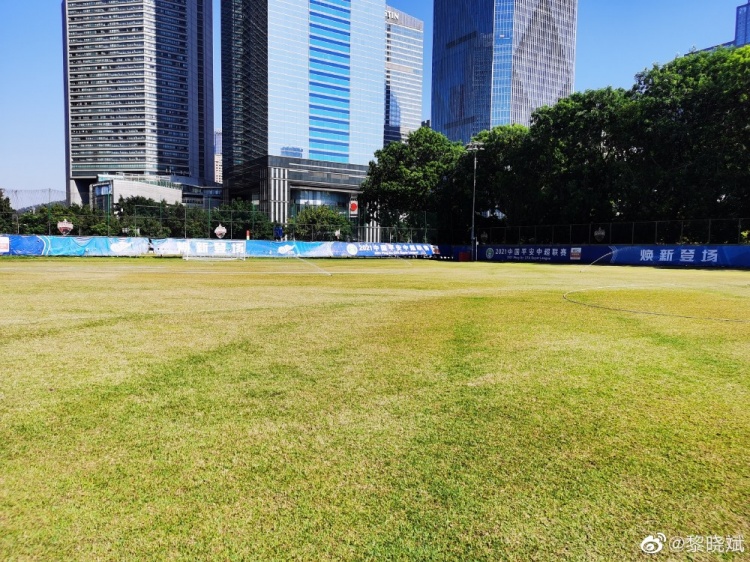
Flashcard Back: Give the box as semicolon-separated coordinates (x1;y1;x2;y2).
0;195;276;240
361;47;750;243
0;192;356;242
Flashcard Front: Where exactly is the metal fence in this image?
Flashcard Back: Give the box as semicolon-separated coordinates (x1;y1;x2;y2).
0;206;441;243
355;225;440;244
2;210;748;246
0;207;270;240
478;219;750;246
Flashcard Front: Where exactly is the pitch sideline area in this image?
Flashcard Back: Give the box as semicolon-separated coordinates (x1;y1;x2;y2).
0;258;748;560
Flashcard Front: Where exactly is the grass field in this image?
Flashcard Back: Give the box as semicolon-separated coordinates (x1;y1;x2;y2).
0;258;748;561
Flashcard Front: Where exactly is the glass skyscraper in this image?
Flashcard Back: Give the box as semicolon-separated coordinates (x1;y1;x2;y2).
222;0;386;223
384;7;424;145
214;129;223;184
432;0;577;143
736;1;750;46
697;1;750;52
63;0;214;205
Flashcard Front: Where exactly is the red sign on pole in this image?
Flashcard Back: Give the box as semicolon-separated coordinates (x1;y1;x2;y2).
349;200;359;216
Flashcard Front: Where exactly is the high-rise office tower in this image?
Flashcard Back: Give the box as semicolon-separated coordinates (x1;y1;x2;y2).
222;0;386;223
215;130;223;156
214;130;223;184
698;1;750;51
735;1;749;46
63;0;214;205
384;7;424;145
432;0;577;143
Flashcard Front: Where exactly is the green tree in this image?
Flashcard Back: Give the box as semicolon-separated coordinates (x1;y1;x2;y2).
0;189;13;234
434;125;539;242
161;203;204;239
17;204;77;235
627;46;750;220
210;200;273;240
361;127;464;228
288;205;352;241
529;87;634;224
114;196;170;238
463;125;538;225
69;203;109;236
110;197;274;240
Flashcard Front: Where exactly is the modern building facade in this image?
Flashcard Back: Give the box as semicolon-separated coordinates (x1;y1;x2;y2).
222;0;386;224
702;1;750;51
90;174;224;213
63;0;214;206
214;129;223;184
214;129;223;155
432;0;577;143
214;157;223;185
736;1;750;45
384;7;424;145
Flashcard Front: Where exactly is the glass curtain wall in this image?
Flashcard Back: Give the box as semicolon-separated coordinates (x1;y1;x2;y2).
432;0;494;143
384;7;424;145
736;1;750;46
509;0;577;126
432;0;576;142
307;0;352;163
222;0;268;188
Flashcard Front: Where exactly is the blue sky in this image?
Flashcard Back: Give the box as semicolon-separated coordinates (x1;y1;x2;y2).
0;0;743;192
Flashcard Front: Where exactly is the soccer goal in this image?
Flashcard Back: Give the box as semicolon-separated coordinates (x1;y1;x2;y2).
182;239;247;261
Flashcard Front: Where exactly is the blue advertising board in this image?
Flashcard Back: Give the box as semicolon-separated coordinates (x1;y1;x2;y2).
152;239;248;258
1;236;436;259
326;242;434;258
476;244;750;268
606;245;750;268
150;239;436;258
481;245;591;263
0;235;149;257
4;236;746;267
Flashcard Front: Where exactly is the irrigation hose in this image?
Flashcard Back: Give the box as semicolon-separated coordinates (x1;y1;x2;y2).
563;286;750;324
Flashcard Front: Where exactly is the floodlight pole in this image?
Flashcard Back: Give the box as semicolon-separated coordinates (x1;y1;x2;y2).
466;141;484;261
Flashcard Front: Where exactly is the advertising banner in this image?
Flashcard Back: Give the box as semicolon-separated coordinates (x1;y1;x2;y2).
150;239;436;258
481;245;591;263
476;244;750;268
247;241;332;258
607;245;750;268
329;242;434;258
1;235;149;256
254;241;435;258
152;238;247;258
9;237;743;266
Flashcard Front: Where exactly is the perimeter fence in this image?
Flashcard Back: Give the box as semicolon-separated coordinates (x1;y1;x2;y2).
476;219;750;246
1;207;747;246
0;204;440;243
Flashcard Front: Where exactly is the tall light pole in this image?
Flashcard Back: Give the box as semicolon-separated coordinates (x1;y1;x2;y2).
466;141;484;261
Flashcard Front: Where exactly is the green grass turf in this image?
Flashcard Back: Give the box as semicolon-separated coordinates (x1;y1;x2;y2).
0;258;748;560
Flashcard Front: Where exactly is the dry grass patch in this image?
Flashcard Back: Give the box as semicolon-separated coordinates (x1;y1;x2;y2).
0;258;748;560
